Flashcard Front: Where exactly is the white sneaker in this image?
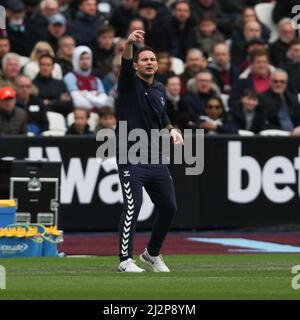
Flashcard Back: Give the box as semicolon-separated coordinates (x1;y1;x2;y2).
118;258;146;273
140;249;170;272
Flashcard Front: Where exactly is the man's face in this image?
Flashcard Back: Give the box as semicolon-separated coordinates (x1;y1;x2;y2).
243;8;256;24
15;77;31;100
241;95;258;112
3;58;21;79
271;72;287;95
99;115;116;129
0;97;16;113
173;3;190;23
48;23;66;38
0;40;10;58
138;7;157;21
98;32;115;50
42;1;59;17
79;53;91;71
59;38;75;57
39;57;54;77
166;77;181;96
186;52;206;72
244;21;261;41
196;72;213;94
157;57;171;74
134;50;158;78
7;10;25;24
280;23;295;44
290;44;300;63
122;0;138;10
251;55;269;76
200;0;214;7
128;20;145;34
205;98;223;120
79;0;97;16
74;110;88;129
199;21;216;36
213;45;229;67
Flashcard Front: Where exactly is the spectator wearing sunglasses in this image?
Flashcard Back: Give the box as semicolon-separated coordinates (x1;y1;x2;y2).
259;69;300;135
198;96;237;134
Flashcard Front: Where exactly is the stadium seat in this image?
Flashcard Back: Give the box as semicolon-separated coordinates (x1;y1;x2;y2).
46;111;67;133
67;111;99;131
220;94;229;111
41;130;66;136
238;130;255;136
259;129;290;136
255;2;278;42
171;57;184;75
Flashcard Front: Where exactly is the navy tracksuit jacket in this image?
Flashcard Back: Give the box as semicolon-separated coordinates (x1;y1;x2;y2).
116;57;177;261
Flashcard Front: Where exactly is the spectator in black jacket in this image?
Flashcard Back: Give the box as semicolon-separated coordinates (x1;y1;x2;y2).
0;86;27;135
109;0;139;38
230;88;266;134
180;48;207;93
44;13;67;54
6;0;33;56
198;96;237;134
56;36;76;76
231;7;270;47
273;0;299;24
149;0;197;60
137;0;162;39
191;13;224;58
33;54;73;117
92;25;116;79
180;69;218;128
269;18;296;67
208;42;239;95
28;0;59;47
15;74;49;134
260;69;300;135
191;0;230;35
66;107;93;135
0;36;11;69
230;20;263;68
66;0;106;47
284;39;300;95
164;75;184;128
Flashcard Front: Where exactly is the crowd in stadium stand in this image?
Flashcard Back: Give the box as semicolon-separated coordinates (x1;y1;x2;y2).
0;0;300;136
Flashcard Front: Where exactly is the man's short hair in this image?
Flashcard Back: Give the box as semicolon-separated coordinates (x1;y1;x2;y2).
38;53;55;64
98;106;116;118
133;46;157;63
171;0;191;10
97;25;115;37
249;49;269;64
290;38;300;48
241;88;259;100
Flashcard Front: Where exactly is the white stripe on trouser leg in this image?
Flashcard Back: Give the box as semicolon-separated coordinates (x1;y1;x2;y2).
121;181;134;256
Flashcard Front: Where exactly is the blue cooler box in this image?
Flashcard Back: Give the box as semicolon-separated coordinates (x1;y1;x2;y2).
0;200;16;228
0;237;43;258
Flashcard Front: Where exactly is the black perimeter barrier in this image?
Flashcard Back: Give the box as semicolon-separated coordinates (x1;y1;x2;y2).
0;136;299;231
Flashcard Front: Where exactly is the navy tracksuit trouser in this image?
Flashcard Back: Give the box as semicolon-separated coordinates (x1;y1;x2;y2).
118;163;177;262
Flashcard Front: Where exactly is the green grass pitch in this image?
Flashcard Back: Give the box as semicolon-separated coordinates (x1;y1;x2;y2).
0;254;300;300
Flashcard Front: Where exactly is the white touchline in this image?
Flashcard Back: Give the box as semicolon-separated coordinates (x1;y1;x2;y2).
187;238;300;253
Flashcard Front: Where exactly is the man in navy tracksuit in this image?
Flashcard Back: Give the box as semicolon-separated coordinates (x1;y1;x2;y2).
117;30;183;273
